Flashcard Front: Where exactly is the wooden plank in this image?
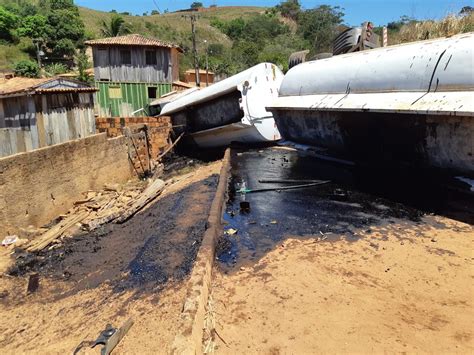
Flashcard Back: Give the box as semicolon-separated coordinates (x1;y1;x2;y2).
85;208;124;231
27;211;89;252
116;179;165;223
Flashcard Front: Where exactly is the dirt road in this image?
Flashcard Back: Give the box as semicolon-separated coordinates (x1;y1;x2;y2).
212;211;473;353
0;161;221;354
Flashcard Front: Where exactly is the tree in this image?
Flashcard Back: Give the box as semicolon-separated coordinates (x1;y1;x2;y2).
0;6;18;41
17;15;48;39
49;0;77;11
14;60;40;77
297;5;345;53
208;43;224;56
387;15;416;31
46;8;85;57
100;14;132;37
275;0;301;21
76;51;93;84
190;2;203;9
151;10;160;15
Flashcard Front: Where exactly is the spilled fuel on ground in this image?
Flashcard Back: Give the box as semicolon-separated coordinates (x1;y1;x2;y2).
217;147;474;270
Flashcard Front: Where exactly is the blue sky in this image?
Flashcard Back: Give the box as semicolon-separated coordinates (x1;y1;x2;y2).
75;0;472;26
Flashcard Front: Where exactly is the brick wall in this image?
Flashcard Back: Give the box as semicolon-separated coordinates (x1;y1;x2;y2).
0;133;132;235
96;117;172;160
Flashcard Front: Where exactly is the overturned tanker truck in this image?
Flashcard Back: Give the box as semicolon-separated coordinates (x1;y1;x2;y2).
159;63;283;148
268;33;474;176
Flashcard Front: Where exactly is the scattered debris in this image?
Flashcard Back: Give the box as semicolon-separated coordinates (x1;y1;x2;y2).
333;188;348;201
258;179;326;184
237;180;331;194
26;273;40;294
225;228;238;236
18;177;170;252
116;179;166;223
2;235;18;246
74;318;134;355
239;201;250;212
26;212;89;252
270;220;278;224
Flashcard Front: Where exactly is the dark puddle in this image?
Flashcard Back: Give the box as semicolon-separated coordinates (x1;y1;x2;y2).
217;148;473;270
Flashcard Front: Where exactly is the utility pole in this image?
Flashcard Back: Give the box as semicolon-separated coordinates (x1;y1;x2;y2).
204;40;209;86
33;39;42;69
184;14;201;87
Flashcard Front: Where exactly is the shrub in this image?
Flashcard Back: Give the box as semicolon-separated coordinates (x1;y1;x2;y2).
14;60;40;78
44;62;68;76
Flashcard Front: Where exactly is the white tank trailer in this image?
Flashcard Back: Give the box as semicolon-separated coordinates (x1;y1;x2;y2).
159;63;283;148
267;33;474;176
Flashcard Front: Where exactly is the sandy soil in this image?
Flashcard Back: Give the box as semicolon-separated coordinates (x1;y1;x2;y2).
0;161;222;354
212;215;474;353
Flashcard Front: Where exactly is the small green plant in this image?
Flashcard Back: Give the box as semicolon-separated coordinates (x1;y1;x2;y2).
44;62;68;76
76;51;93;84
14;60;40;78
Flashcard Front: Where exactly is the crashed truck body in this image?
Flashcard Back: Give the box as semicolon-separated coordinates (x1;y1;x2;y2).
159;63;283;148
268;33;474;176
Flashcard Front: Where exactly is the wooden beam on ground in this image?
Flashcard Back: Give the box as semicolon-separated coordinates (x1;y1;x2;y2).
27;211;89;252
115;179;166;224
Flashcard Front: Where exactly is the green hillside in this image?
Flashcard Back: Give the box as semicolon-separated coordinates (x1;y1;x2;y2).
78;6;268;48
1;0;473;75
0;2;273;72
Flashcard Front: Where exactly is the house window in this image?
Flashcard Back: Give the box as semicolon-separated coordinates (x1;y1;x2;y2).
120;50;131;65
145;50;157;65
147;87;158;99
109;86;122;99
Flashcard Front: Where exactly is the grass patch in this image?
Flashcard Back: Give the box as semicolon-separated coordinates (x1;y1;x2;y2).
391;13;474;44
0;44;29;72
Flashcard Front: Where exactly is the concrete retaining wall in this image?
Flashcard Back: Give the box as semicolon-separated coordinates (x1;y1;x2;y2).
0;133;132;235
172;148;230;354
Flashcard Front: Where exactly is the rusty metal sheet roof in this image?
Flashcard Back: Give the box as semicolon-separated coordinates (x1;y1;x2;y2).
0;77;97;97
85;34;183;52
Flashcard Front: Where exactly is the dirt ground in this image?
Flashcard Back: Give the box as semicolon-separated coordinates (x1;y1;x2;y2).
212;214;474;353
0;161;222;354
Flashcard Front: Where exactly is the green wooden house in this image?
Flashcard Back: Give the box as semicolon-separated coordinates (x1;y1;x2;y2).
85;34;182;117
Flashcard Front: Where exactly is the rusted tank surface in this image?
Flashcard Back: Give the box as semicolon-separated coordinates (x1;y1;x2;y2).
268;33;474;175
160;63;283;148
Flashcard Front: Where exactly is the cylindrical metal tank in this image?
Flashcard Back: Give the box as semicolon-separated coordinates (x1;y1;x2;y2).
280;33;473;96
160;63;284;148
267;33;474;175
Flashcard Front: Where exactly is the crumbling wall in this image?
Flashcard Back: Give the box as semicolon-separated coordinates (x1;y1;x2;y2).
0;133;132;235
95;117;171;159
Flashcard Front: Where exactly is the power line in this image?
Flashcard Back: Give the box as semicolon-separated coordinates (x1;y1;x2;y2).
152;0;161;13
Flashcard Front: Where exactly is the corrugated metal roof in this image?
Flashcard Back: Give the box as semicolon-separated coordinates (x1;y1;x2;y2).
85;34;183;51
0;77;97;97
